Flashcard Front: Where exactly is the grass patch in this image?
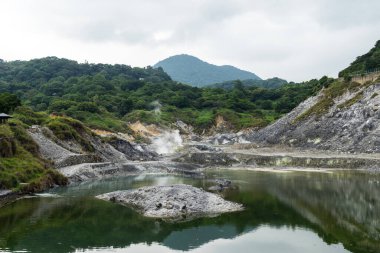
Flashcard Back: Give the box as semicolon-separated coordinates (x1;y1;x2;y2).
12;106;48;126
0;125;17;157
46;116;95;152
66;109;130;132
0;125;13;138
337;91;364;109
294;80;365;123
124;110;162;125
9;123;40;156
194;111;215;129
216;109;271;129
0;124;67;191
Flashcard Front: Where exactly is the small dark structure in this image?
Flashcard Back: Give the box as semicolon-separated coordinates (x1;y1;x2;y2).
0;113;12;124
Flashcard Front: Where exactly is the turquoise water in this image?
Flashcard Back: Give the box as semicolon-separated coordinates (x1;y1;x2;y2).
0;170;379;253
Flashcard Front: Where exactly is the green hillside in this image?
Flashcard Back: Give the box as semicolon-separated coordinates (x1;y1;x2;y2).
0;57;328;132
339;40;380;77
0;120;67;191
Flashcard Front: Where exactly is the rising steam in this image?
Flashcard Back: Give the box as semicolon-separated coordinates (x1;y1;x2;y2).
150;100;162;116
150;130;183;154
148;100;183;154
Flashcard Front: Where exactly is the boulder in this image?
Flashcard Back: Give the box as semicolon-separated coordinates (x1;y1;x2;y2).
208;179;234;192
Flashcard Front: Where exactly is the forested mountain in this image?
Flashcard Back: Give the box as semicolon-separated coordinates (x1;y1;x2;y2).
154;54;260;87
339;40;380;77
0;57;328;131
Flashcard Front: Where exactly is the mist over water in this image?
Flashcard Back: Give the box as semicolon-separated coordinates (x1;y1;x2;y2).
150;130;183;154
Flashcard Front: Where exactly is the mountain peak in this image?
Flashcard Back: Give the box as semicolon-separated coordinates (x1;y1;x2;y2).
154;54;260;87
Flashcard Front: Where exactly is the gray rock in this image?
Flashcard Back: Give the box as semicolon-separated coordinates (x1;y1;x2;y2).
108;138;157;161
28;126;82;166
0;190;12;197
208;179;233;192
188;144;222;152
174;120;194;135
96;184;243;221
207;132;250;145
190;135;202;142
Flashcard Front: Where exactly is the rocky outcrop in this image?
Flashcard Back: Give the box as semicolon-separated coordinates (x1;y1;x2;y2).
59;162;138;182
247;82;380;153
0;190;17;207
107;138;157;161
96;184;243;221
55;154;103;168
173;120;194;136
207;132;251;145
28;125;158;169
28;126;103;167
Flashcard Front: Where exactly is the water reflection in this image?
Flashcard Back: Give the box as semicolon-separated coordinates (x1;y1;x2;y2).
76;226;349;253
0;171;379;253
217;170;380;253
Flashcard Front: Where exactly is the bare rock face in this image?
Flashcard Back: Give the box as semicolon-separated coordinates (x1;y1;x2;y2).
28;126;158;169
247;82;380;153
96;184;243;221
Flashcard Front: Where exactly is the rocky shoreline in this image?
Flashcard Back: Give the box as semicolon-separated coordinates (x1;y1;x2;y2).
57;160;203;183
0;190;20;207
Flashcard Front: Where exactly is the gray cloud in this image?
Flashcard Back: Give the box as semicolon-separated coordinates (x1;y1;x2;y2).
316;0;380;30
0;0;379;81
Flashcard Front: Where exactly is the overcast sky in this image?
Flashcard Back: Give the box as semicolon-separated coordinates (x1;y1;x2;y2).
1;0;380;82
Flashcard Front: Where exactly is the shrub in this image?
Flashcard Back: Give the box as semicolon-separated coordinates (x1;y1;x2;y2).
10;124;40;156
75;102;100;113
13;106;48;126
194;111;215;129
0;92;21;113
47;117;94;152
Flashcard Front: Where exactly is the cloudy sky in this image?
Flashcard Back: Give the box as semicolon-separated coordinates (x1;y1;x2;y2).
1;0;380;82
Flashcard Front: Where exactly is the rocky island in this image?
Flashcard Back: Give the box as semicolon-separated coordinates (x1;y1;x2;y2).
96;184;243;220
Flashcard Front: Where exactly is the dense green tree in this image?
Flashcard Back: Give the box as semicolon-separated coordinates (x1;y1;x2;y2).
118;99;134;116
0;93;21;113
76;102;100;113
49;100;77;112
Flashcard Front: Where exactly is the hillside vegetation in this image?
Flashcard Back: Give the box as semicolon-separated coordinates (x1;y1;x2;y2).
339;40;380;77
0;105;110;191
0;57;328;132
0;118;67;191
208;77;288;89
